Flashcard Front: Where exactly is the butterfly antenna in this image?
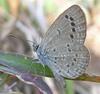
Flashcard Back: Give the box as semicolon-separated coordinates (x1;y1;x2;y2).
9;34;35;74
8;34;34;43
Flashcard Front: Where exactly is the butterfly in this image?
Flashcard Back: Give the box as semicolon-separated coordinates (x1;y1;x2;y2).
33;5;90;88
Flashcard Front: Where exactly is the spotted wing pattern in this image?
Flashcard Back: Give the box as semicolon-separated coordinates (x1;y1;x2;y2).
38;5;90;79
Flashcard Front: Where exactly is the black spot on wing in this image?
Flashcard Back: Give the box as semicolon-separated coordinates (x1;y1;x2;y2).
54;62;56;63
72;28;76;32
68;48;71;52
72;62;74;66
59;70;61;73
67;44;69;47
55;57;57;60
70;17;74;21
53;49;56;52
73;58;76;62
70;34;74;39
71;22;75;26
76;54;78;57
64;15;76;33
65;15;68;19
67;64;70;67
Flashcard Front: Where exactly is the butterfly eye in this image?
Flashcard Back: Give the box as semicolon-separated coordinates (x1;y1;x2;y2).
33;44;39;51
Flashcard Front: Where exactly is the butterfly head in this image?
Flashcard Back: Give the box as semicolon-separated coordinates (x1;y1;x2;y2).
33;42;39;52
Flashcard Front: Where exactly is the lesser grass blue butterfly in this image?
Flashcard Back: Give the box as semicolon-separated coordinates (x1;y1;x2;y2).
33;5;90;88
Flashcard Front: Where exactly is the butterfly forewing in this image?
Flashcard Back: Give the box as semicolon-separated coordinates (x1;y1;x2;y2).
41;5;86;49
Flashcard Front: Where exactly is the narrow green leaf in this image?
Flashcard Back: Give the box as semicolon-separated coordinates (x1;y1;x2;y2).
0;51;53;78
0;51;53;94
66;80;74;94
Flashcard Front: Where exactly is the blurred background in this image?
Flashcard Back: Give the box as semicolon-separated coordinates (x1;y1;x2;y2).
0;0;100;94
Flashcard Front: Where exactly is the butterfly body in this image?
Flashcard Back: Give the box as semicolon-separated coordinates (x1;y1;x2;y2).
37;46;49;65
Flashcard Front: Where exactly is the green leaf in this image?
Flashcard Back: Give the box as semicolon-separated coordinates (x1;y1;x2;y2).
66;80;74;94
0;51;53;78
0;52;53;94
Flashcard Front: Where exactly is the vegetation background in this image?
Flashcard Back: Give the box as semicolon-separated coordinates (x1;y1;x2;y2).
0;0;100;94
